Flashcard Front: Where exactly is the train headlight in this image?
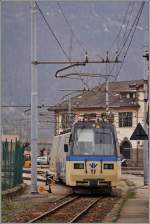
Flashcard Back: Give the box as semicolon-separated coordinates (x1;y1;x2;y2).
74;163;84;169
104;164;114;169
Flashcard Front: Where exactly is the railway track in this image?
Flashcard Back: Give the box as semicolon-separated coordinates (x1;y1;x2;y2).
29;195;102;223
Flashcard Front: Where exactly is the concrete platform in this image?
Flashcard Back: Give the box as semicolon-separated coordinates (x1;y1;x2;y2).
117;174;149;223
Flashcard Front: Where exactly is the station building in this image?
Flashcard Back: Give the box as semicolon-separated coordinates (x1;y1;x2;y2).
48;79;147;167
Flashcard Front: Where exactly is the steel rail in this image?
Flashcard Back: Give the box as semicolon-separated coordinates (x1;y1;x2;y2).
29;195;102;223
70;197;101;223
29;195;80;223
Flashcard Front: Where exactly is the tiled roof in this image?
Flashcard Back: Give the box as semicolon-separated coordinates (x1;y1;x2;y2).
48;79;145;111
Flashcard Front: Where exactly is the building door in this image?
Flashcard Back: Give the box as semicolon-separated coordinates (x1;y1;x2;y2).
120;141;131;159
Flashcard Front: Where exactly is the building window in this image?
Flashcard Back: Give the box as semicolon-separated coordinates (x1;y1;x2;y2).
120;92;136;99
62;113;69;129
119;112;132;127
62;113;75;129
120;93;127;99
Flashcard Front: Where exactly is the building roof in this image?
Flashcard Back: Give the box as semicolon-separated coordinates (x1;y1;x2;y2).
48;79;145;112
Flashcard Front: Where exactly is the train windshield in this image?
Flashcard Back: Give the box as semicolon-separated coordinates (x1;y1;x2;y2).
73;128;115;155
95;129;114;155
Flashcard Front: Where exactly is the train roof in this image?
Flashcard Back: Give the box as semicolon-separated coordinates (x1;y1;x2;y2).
73;120;114;130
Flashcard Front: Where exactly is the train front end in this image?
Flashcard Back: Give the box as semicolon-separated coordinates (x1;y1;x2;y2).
65;121;121;193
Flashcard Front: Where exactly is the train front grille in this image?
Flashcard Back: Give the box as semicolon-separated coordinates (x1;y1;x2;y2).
76;181;89;186
76;178;109;187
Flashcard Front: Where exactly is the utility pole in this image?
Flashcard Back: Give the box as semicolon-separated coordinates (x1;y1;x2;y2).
68;95;71;128
0;2;2;217
105;52;110;116
143;29;149;186
105;77;109;115
31;1;38;193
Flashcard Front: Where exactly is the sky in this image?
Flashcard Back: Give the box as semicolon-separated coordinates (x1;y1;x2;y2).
1;1;149;141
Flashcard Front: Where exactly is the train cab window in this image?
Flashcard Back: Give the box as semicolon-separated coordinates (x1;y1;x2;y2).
95;129;115;155
73;128;95;155
72;127;115;156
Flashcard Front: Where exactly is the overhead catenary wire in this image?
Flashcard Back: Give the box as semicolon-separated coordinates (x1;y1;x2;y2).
35;1;71;61
35;1;88;88
56;1;87;55
119;2;135;50
117;2;145;58
57;1;107;62
115;2;145;80
35;1;106;90
36;2;87;61
108;2;133;54
35;1;144;95
106;3;134;77
35;1;121;91
107;2;145;79
112;3;142;75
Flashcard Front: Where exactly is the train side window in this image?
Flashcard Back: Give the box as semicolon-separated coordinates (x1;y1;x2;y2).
64;144;68;152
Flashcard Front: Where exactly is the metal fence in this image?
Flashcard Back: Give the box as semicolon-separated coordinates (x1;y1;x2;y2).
2;140;24;191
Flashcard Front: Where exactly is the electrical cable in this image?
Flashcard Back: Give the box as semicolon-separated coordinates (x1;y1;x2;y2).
35;1;71;61
36;1;90;89
106;3;135;78
119;2;135;50
115;2;145;80
56;1;109;89
57;2;105;61
117;2;145;57
35;1;112;90
107;2;145;80
108;2;132;54
56;1;87;55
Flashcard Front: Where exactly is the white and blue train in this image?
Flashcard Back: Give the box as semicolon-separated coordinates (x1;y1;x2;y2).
49;120;121;194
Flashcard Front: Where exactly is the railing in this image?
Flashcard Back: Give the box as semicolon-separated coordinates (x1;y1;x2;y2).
2;139;24;191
